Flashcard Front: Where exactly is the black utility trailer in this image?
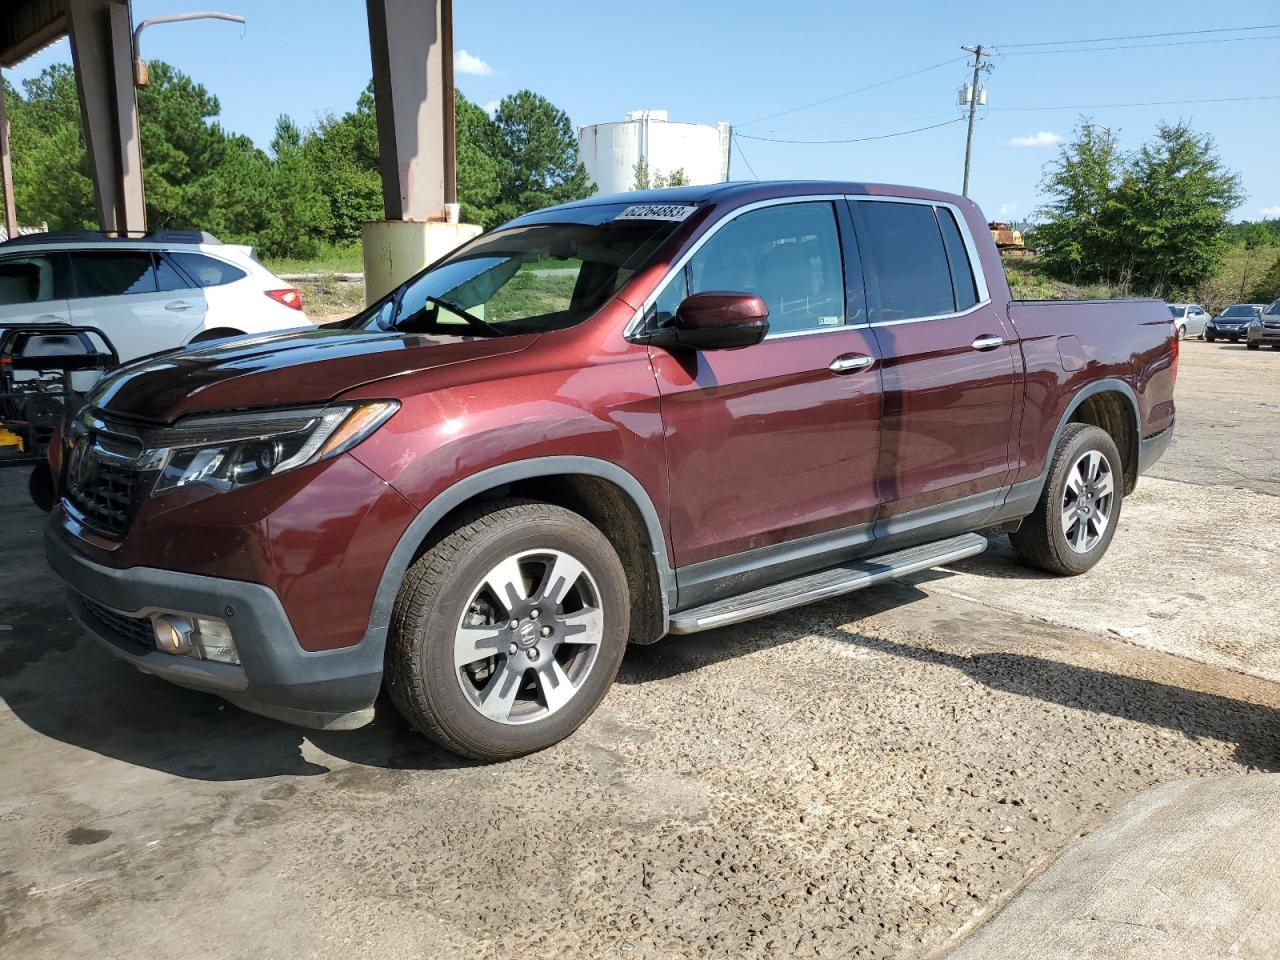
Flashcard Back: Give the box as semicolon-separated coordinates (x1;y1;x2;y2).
0;324;117;473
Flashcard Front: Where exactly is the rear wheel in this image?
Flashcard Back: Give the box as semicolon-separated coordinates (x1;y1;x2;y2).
1011;423;1123;576
386;499;630;761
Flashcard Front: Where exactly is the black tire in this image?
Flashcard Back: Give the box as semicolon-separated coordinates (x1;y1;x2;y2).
1247;342;1260;351
1010;423;1123;576
1205;333;1216;343
189;327;245;344
385;499;630;761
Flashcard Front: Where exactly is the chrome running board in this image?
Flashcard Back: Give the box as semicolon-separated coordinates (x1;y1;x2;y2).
668;533;987;634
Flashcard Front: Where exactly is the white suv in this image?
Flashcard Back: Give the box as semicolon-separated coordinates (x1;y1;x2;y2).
0;230;310;363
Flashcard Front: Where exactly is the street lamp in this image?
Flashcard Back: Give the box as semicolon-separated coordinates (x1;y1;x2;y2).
133;12;247;87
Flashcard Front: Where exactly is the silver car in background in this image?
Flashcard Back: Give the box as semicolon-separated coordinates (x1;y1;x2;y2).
1168;303;1210;339
1246;300;1280;351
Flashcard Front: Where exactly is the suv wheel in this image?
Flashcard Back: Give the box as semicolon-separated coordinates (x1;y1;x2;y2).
1247;342;1260;351
386;499;629;761
1011;423;1123;576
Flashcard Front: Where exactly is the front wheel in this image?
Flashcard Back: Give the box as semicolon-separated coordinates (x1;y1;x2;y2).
1011;423;1123;576
1205;333;1216;343
1247;342;1260;351
386;499;630;761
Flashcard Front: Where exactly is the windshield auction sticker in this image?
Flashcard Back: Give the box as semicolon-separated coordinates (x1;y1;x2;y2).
615;204;698;222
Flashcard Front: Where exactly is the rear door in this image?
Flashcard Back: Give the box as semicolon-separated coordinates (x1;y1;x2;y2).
0;252;70;327
850;197;1019;543
66;250;206;361
645;198;883;598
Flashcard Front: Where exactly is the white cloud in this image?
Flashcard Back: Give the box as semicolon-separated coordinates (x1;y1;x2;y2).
1009;130;1065;148
1261;206;1280;218
481;100;501;117
455;49;493;76
998;202;1018;218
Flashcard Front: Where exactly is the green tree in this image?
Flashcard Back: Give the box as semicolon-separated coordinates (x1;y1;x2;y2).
301;83;383;244
490;90;593;221
1032;120;1125;283
632;158;690;190
1109;121;1243;294
455;93;502;226
1248;254;1280;304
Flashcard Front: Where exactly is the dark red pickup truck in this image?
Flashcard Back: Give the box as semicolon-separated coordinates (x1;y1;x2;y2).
44;181;1176;760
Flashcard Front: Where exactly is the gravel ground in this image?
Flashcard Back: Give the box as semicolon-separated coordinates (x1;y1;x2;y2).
2;341;1278;960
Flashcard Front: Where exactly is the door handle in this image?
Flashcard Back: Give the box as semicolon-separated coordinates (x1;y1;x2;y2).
829;354;875;374
971;335;1004;351
165;301;191;312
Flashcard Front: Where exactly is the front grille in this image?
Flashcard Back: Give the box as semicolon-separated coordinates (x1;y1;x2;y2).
66;458;139;537
81;596;154;652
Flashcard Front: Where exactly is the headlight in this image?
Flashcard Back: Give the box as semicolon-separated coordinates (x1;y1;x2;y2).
147;401;398;494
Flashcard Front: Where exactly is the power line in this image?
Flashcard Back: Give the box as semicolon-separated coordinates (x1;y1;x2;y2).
995;33;1280;56
736;116;964;145
733;55;967;128
991;22;1280;48
732;138;759;180
990;93;1280;112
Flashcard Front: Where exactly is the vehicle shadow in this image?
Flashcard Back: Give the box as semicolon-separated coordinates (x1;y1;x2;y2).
0;606;477;782
620;581;1280;773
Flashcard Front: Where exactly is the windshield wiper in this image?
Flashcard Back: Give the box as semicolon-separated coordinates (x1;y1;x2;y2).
397;295;505;338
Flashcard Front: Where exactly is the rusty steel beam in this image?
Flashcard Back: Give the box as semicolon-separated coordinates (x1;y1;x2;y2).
365;0;455;222
66;0;146;235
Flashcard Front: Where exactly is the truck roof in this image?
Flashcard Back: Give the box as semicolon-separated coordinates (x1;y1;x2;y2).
552;180;977;213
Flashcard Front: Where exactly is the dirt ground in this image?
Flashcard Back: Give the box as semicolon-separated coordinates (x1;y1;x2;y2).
1;339;1277;959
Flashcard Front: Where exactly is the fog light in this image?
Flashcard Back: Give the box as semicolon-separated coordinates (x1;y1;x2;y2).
153;615;195;655
193;617;240;665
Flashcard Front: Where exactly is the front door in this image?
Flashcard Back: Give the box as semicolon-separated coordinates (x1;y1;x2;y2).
67;251;205;362
644;199;883;601
850;197;1018;543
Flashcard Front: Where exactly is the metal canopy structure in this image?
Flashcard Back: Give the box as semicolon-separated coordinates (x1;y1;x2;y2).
0;0;457;247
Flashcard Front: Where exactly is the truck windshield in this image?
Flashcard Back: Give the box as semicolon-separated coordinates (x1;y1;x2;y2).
348;202;695;337
1266;301;1280;316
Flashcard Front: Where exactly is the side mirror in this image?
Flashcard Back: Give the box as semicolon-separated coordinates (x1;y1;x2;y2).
650;292;769;350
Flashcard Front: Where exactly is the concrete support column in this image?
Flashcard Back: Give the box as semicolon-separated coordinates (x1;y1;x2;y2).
66;0;146;236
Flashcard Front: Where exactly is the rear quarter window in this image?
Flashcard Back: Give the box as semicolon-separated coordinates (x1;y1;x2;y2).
168;252;247;288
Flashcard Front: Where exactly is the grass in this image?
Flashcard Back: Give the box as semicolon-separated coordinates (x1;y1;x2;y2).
264;242;363;276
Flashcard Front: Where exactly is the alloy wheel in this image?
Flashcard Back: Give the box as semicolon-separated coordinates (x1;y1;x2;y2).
1061;450;1114;553
453;549;604;724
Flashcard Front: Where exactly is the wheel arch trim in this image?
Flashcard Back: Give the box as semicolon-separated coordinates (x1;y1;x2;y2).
996;378;1140;522
363;456;673;650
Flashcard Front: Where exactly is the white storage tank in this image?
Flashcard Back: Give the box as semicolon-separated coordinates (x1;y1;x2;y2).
579;110;730;195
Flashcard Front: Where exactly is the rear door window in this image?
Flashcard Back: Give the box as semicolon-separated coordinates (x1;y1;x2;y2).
168;252;247;288
0;255;58;305
71;252;158;298
856;201;955;322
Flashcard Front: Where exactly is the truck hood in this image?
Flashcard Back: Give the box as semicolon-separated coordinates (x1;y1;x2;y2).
88;326;539;423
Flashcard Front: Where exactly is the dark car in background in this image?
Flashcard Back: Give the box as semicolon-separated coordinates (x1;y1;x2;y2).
1205;303;1264;343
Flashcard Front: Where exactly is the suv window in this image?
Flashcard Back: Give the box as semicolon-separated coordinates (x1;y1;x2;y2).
0;255;58;305
857;201;955;322
71;252;158;298
169;252;246;288
656;201;847;336
937;207;980;311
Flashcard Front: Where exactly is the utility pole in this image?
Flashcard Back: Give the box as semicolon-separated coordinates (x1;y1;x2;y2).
960;44;986;197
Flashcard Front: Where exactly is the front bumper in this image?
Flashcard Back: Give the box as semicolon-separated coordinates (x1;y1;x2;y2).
1248;327;1280;343
45;524;383;730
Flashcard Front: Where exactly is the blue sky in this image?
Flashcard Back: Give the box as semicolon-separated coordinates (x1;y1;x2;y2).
7;0;1278;222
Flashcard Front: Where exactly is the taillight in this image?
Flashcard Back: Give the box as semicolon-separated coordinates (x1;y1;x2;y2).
266;288;304;311
1170;324;1179;384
